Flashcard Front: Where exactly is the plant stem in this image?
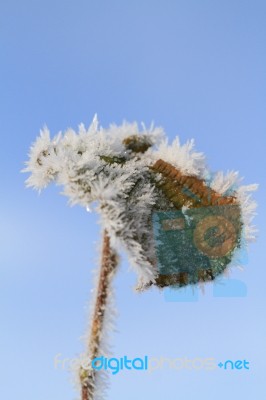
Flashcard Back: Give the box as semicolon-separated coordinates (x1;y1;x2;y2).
80;230;118;400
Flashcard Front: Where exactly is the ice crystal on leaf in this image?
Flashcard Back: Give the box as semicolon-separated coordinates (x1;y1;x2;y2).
24;116;257;288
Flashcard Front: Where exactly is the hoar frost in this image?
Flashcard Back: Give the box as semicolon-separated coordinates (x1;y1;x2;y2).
24;115;258;289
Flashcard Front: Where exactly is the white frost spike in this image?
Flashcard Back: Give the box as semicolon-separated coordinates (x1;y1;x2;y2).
88;114;99;134
210;170;241;195
152;136;207;176
23;126;61;190
237;184;259;242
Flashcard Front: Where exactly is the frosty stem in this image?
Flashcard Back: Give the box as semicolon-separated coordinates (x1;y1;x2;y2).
80;230;118;400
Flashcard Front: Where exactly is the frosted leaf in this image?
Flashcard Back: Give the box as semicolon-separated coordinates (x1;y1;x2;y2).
24;117;258;284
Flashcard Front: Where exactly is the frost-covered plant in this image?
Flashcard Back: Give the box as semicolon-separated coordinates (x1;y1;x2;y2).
24;116;257;400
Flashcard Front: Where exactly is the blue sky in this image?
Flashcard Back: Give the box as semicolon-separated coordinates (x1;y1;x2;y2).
1;1;265;399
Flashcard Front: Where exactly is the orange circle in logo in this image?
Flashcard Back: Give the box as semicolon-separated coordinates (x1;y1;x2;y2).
193;215;237;258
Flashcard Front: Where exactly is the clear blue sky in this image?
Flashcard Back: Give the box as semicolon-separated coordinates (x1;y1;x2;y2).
1;1;265;399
